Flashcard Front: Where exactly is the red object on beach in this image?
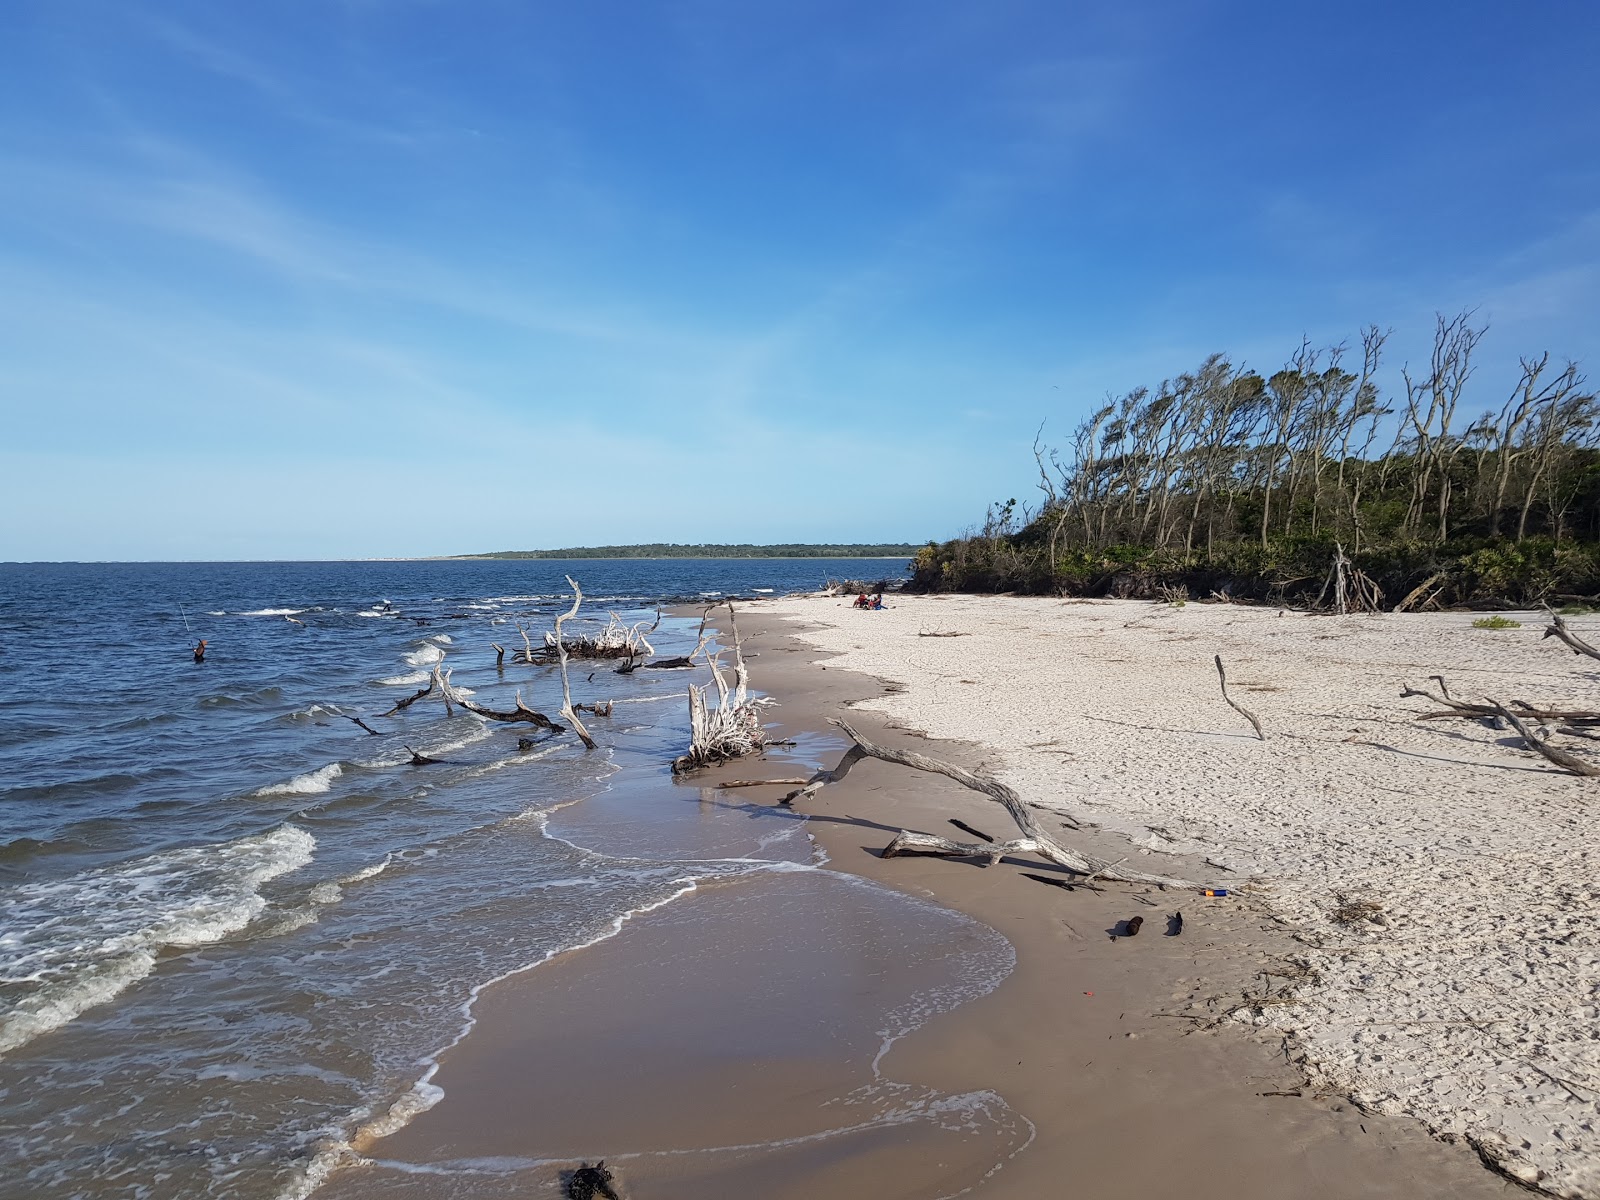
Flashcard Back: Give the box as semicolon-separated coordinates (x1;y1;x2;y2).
1083;991;1093;996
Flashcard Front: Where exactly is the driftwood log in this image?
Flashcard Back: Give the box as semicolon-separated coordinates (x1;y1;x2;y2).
345;715;382;736
780;720;1196;887
405;746;441;766
1214;655;1266;740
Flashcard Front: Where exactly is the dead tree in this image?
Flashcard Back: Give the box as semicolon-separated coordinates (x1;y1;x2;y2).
780;720;1196;887
672;602;765;773
1215;655;1266;740
554;577;597;749
1542;611;1600;661
1490;701;1600;777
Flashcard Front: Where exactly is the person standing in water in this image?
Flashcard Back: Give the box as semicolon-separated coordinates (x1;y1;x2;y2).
192;639;207;663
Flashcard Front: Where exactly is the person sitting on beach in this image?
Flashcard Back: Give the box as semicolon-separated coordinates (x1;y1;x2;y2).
855;593;870;609
869;594;884;610
193;639;208;663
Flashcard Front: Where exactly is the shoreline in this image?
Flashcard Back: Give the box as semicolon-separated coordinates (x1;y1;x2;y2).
322;594;1554;1198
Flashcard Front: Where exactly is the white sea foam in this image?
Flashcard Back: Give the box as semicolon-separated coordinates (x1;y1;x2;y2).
427;633;454;645
376;670;429;687
752;588;775;593
254;763;343;797
356;610;388;618
237;608;306;617
404;644;445;667
0;825;315;1056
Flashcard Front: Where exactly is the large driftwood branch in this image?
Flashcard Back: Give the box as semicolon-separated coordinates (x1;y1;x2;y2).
555;577;597;750
1543;612;1600;661
1215;655;1266;740
431;665;565;731
781;720;1195;887
1401;684;1600;726
1490;700;1600;777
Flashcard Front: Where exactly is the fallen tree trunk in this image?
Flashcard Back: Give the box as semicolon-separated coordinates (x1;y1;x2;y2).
780;720;1196;887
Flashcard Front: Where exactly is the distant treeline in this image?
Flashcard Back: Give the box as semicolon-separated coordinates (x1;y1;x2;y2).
462;543;922;560
911;313;1600;608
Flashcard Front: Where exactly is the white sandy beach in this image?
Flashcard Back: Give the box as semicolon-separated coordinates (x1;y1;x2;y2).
764;593;1599;1198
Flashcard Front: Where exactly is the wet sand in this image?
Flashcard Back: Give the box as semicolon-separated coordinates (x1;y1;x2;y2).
324;600;1516;1199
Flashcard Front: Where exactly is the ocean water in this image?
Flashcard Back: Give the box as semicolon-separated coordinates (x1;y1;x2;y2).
0;560;1020;1198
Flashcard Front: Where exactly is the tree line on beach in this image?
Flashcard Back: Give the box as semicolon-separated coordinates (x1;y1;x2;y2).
910;312;1600;608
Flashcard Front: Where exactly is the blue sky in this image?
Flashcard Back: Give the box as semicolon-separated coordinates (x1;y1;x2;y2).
2;1;1597;560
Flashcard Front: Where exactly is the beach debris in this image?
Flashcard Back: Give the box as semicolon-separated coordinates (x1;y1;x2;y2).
1167;912;1184;936
344;714;382;736
554;578;598;750
950;818;995;842
1021;871;1076;891
1125;915;1144;936
715;777;811;788
642;654;696;669
404;746;441;766
566;1160;621;1200
672;601;767;773
780;720;1198;886
572;700;614;717
1202;888;1228;897
918;630;968;637
1214;655;1266;740
284;614;304;626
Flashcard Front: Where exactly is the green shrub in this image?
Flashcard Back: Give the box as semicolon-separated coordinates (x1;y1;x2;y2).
1471;615;1522;630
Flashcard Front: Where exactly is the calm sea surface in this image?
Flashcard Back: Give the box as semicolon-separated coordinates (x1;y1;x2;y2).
0;560;1021;1198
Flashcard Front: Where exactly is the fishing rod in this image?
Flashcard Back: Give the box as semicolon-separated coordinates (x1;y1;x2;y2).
179;602;193;634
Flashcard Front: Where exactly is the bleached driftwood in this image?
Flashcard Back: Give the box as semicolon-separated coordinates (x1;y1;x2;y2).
779;720;1195;887
1215;655;1266;740
541;610;659;660
554;578;597;750
672;602;766;773
1543;611;1600;662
